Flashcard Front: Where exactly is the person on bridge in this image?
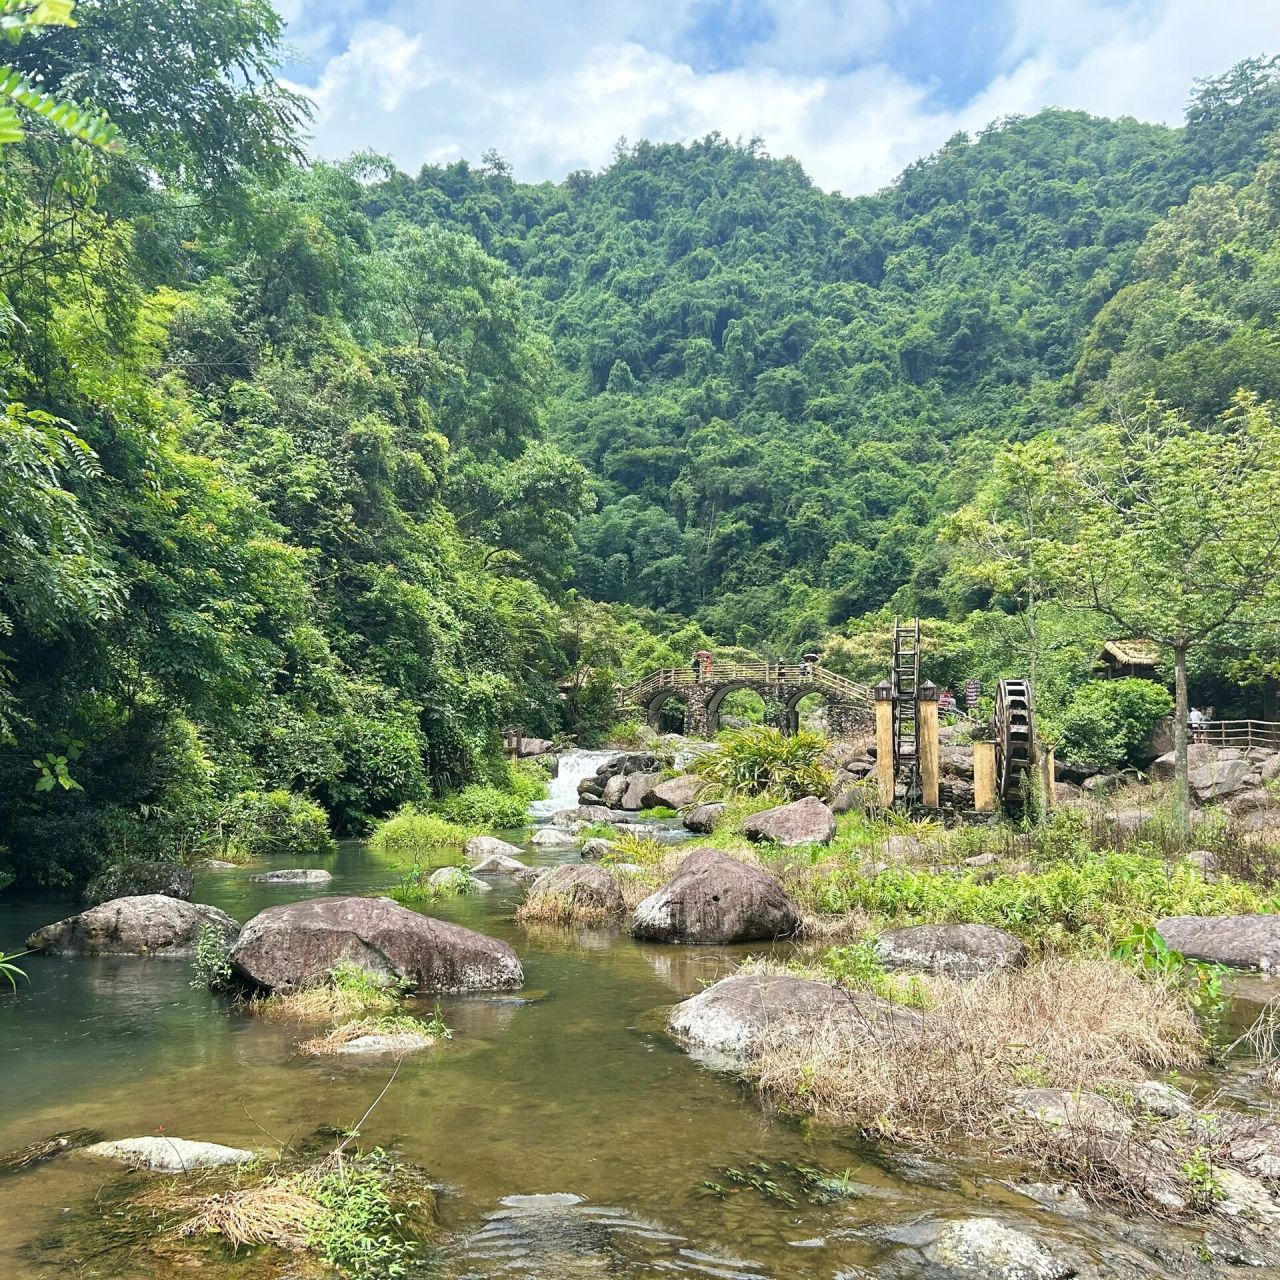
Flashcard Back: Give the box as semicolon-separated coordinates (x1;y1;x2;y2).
690;654;702;683
695;649;713;680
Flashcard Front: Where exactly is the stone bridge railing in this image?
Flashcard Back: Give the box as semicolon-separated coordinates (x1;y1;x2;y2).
623;662;875;740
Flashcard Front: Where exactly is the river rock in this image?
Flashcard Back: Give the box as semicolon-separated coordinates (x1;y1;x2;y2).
580;838;614;860
640;775;702;809
1149;744;1216;782
874;923;1027;977
631;848;799;945
601;774;629;808
743;795;835;846
682;802;725;833
620;771;662;810
523;865;625;920
328;1031;439;1056
471;852;530;875
923;1217;1074;1280
248;868;333;884
1188;757;1252;803
514;737;555;758
427;866;491;894
83;1137;257;1172
229;895;522;993
1156;914;1280;971
466;835;524;861
531;827;575;847
83;861;192;905
668;972;922;1068
27;895;239;957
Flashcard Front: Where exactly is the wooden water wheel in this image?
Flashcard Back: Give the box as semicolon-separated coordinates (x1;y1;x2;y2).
994;679;1035;806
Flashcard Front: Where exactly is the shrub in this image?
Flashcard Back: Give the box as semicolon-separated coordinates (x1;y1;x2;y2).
367;805;473;867
810;851;1275;952
1052;678;1173;770
690;725;832;800
190;923;233;991
431;783;529;829
223;789;335;861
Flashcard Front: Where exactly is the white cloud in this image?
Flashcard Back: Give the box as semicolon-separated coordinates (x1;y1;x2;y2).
287;0;1280;194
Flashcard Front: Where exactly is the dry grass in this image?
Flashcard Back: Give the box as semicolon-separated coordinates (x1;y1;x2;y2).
514;893;615;927
178;1186;321;1250
1238;999;1280;1094
299;1016;442;1056
753;957;1202;1143
248;965;403;1024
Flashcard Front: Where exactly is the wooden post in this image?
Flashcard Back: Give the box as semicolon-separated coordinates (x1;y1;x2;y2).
918;682;940;808
874;680;895;808
1041;747;1055;812
973;741;997;812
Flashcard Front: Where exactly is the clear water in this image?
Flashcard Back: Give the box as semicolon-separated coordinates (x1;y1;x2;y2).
0;755;1260;1277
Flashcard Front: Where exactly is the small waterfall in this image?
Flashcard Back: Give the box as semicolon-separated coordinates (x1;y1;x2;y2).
527;749;617;819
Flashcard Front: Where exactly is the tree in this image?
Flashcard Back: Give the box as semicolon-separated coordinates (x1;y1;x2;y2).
1046;394;1280;833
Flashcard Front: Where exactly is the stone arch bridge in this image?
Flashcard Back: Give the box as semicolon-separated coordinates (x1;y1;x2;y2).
623;662;875;740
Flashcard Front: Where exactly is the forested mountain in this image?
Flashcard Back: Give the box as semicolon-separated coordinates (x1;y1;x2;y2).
3;0;1280;891
369;60;1280;648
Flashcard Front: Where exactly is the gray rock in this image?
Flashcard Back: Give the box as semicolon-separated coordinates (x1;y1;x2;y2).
580;838;614;860
874;923;1027;978
1228;787;1275;816
620;771;662;810
471;852;530;875
248;868;333;884
1149;744;1216;782
522;864;625;920
426;866;491;894
326;1032;438;1056
668;972;922;1068
1156;914;1280;971
743;795;836;846
84;861;192;905
1188;757;1252;803
924;1217;1074;1280
631;848;799;945
465;835;524;860
641;774;703;810
83;1137;257;1172
682;802;726;833
514;737;555;757
27;895;239;957
881;834;921;859
1010;1087;1132;1134
601;774;629;808
1262;753;1280;784
939;745;975;779
530;827;575;847
229;895;522;993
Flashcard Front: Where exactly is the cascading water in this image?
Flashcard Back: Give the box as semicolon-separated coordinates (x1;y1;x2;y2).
527;749;617;819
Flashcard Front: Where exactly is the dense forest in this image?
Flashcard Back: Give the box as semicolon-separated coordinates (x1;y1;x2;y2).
4;0;1280;889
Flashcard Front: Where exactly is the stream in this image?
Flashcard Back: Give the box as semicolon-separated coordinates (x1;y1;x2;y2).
0;751;1274;1278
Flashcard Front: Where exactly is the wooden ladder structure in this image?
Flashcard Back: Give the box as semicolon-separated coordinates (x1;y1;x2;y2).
892;616;921;797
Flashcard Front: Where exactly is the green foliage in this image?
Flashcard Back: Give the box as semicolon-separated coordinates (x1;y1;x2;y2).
431;784;530;831
812;851;1275;952
1051;679;1173;770
816;939;930;1008
1112;925;1230;1024
223;790;335;862
690;725;832;800
370;805;472;870
298;1150;421;1279
190;923;232;992
0;948;27;992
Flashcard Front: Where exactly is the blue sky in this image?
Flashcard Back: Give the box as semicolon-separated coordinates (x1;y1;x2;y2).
275;0;1280;194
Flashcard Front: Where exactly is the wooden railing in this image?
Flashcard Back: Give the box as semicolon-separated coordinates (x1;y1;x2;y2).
624;662;875;708
1196;719;1280;751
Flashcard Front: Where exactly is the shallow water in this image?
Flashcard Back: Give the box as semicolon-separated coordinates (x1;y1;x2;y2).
2;760;1275;1278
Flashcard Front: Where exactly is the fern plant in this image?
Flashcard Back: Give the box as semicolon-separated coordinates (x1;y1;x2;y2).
690;725;832;801
0;1;118;148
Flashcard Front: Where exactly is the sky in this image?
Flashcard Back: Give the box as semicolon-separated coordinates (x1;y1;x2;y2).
275;0;1280;195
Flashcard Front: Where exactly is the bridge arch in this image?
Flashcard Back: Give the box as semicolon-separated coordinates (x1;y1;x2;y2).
705;681;770;736
777;685;828;735
642;688;689;734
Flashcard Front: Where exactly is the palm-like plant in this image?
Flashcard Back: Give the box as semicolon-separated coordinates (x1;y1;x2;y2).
0;950;28;992
690;725;833;801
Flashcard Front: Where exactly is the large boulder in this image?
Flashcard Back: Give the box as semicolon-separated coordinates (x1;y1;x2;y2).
743;795;835;846
682;802;725;834
631;848;799;945
83;1137;257;1172
522;865;625;920
531;827;575;847
465;835;523;861
874;923;1027;978
471;852;530;875
668;972;922;1068
1149;743;1216;782
83;861;192;906
514;737;555;758
1188;757;1252;803
640;774;702;810
427;866;491;895
27;895;239;957
229;895;522;993
619;771;662;810
1156;914;1280;971
601;774;629;808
